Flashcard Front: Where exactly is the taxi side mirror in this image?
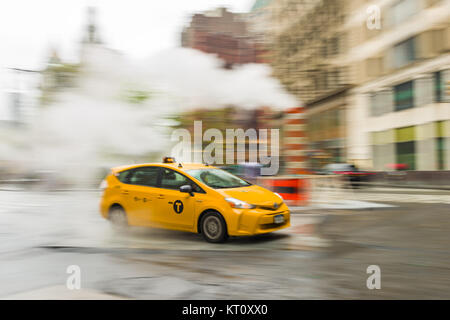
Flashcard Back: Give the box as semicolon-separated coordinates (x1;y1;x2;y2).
180;185;194;196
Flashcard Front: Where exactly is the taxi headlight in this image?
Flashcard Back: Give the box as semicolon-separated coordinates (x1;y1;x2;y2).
225;197;255;209
274;192;284;200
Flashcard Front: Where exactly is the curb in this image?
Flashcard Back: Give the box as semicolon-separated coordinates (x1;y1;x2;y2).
359;182;450;191
2;285;128;300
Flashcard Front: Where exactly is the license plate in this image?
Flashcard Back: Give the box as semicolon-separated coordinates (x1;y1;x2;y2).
274;214;284;224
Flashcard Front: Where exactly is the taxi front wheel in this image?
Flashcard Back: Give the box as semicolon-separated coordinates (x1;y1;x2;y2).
200;211;228;243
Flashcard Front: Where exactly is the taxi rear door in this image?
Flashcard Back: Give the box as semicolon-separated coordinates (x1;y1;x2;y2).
120;166;160;226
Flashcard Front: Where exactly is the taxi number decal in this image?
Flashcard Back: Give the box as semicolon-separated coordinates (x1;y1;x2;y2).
173;200;184;214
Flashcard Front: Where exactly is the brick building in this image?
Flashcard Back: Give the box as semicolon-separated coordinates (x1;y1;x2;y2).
181;7;265;68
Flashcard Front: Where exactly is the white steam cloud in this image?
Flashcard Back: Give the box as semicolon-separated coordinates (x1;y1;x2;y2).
140;48;298;110
1;47;298;186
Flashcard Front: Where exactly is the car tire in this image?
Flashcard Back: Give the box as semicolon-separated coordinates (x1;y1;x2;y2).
109;206;128;229
200;211;228;243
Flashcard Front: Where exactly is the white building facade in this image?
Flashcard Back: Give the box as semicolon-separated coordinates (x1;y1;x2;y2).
345;0;450;170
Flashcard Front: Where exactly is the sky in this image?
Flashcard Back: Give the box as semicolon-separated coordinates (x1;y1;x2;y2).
0;0;255;70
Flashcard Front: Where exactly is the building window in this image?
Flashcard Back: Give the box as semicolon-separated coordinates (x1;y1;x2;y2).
395;126;416;170
370;92;387;117
329;37;339;56
392;37;416;68
434;71;444;102
394;81;414;111
396;141;415;170
321;40;328;58
369;93;378;117
389;0;420;26
436;121;446;170
437;137;445;170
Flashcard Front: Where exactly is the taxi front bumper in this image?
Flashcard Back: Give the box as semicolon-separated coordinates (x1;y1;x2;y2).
228;207;291;236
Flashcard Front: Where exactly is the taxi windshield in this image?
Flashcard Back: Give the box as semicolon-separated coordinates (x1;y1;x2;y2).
187;168;251;189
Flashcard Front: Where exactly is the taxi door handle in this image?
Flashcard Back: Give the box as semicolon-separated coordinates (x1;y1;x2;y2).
122;190;129;195
157;195;165;199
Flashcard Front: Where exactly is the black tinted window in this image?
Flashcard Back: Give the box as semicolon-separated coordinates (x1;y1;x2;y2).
117;170;132;183
187;168;251;189
160;168;203;192
128;167;160;187
161;168;189;190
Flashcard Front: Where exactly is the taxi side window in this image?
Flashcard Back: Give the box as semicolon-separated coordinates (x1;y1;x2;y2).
160;168;204;193
117;170;132;183
128;167;159;187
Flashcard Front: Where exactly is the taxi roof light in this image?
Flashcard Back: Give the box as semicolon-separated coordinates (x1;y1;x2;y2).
163;157;176;163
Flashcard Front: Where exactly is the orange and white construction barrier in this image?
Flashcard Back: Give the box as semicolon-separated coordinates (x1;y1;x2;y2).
257;175;310;207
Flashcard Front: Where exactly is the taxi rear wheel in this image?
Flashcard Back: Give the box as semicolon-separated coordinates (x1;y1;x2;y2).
109;206;128;229
200;211;228;243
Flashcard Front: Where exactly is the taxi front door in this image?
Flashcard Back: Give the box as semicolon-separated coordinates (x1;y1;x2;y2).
154;168;196;230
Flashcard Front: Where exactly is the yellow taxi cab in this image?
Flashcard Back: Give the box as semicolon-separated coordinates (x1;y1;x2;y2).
99;157;290;242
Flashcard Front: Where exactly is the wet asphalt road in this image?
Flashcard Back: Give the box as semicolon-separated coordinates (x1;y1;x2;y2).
0;189;449;299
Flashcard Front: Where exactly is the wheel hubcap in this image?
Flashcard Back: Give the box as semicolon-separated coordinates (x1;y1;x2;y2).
204;216;221;239
111;210;126;225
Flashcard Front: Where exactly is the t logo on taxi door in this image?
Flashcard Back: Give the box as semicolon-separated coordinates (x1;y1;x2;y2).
173;200;184;214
